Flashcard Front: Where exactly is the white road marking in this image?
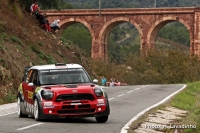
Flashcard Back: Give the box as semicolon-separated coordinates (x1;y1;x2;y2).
127;90;133;93
16;123;43;131
0;111;17;117
117;94;125;97
108;98;115;101
134;88;140;90
120;84;187;133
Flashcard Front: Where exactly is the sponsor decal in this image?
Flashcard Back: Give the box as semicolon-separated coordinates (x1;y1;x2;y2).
97;99;105;106
43;102;55;108
71;100;80;102
44;102;53;106
72;90;77;92
28;91;33;99
44;106;55;109
40;68;82;73
97;103;105;106
71;103;81;105
97;99;104;103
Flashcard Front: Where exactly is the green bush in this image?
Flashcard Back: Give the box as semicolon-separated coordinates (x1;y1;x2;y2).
91;49;200;85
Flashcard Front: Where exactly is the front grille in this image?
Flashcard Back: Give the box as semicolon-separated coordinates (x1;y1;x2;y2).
57;109;95;114
56;94;94;102
62;105;75;109
78;104;90;108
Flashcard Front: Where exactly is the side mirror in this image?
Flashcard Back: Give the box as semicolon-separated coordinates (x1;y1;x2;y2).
93;79;98;83
28;83;34;87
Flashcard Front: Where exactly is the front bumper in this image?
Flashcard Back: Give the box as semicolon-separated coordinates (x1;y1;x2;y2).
41;98;109;117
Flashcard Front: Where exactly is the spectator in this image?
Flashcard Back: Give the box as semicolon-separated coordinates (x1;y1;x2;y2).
30;1;39;17
50;19;60;32
110;78;114;87
101;76;106;86
35;11;43;22
39;15;51;32
115;80;121;86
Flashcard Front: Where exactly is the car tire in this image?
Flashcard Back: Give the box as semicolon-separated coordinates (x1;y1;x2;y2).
95;115;108;123
17;97;28;118
34;99;41;121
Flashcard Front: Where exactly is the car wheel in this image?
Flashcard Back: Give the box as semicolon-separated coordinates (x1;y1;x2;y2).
34;99;41;121
17;97;28;118
95;115;108;123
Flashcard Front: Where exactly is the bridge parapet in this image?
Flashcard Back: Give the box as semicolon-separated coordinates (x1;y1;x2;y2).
43;7;197;16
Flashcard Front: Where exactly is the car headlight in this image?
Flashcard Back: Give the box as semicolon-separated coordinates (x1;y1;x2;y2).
94;87;103;97
41;90;54;100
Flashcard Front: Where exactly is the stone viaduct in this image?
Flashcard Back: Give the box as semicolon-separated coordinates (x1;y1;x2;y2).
44;7;200;62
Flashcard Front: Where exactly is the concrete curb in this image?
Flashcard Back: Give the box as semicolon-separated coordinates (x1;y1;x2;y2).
0;102;17;111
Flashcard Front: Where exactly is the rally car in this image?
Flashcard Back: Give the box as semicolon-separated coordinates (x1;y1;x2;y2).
17;63;110;123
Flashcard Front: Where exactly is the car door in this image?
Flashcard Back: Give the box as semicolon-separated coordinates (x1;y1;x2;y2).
22;69;38;105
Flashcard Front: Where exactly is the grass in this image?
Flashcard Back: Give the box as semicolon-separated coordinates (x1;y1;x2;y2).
0;94;16;105
128;81;200;133
56;50;63;57
38;42;43;46
31;46;42;54
10;35;25;46
31;46;56;64
169;82;200;133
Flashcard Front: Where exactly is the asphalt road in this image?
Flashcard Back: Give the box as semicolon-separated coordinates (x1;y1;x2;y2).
0;84;185;133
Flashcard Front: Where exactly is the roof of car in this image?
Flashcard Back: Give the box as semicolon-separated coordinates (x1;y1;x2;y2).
30;63;83;70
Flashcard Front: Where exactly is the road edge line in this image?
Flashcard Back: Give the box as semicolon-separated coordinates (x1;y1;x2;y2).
16;123;43;131
120;84;187;133
0;111;17;117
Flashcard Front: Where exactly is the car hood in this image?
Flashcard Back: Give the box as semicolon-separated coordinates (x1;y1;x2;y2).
41;84;96;94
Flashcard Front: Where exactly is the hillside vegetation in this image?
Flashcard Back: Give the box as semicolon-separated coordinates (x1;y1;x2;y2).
0;0;93;104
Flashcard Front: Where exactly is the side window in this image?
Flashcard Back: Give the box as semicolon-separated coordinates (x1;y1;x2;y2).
22;70;29;82
27;70;38;85
26;70;33;83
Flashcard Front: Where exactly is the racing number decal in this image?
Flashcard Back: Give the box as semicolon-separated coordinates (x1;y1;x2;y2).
28;91;33;99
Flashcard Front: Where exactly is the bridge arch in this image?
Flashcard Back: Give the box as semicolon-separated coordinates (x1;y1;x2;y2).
58;18;95;55
147;16;192;53
98;17;143;62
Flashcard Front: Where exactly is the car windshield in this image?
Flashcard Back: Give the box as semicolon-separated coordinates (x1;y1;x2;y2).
39;68;92;85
